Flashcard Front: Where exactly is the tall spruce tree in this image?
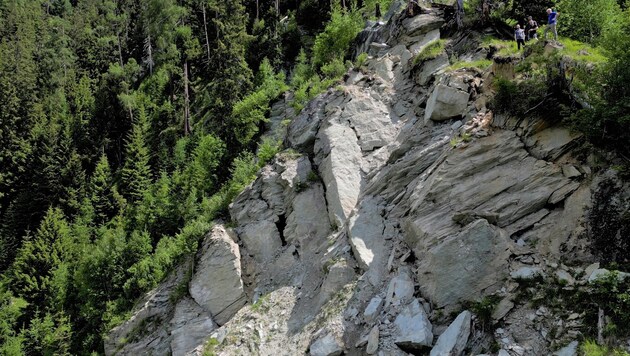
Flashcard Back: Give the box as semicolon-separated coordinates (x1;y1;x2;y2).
10;208;72;319
120;106;152;204
90;155;121;225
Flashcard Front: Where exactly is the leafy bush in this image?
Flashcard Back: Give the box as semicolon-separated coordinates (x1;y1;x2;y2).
556;0;623;44
312;5;363;69
570;9;630;156
354;52;368;69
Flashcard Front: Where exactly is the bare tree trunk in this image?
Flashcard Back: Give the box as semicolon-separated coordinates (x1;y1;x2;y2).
146;34;154;75
183;61;191;136
275;0;279;13
117;33;124;67
256;0;259;19
202;5;211;63
598;307;605;345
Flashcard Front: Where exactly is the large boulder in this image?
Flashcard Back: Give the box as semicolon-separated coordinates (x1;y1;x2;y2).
429;310;472;356
394;299;433;351
424;84;470;122
315;123;363;225
416;53;450;86
416;219;512;308
189;225;247;325
402;14;445;38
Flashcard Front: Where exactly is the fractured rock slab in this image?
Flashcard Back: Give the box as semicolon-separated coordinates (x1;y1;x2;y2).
429;310;472;356
189;225;247;325
394;299;433;351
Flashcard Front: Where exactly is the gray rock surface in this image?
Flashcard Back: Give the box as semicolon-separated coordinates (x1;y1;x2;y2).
348;197;387;270
416;220;512;308
239;220;283;262
364;296;384;323
416;54;450;85
367;325;380;354
394;299;433;351
429;310;472;356
189;226;246;325
310;334;343;356
315;123;363;225
170;298;217;356
424;84;470;122
553;341;578;356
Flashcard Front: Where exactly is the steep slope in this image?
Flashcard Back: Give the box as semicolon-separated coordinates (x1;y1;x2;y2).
105;3;628;356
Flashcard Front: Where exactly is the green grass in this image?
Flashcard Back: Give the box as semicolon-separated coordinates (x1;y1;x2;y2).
582;340;630;356
481;36;523;57
447;59;492;71
556;37;607;64
413;39;446;65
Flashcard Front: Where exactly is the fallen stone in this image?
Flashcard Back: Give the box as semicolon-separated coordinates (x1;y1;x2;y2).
415;220;512;308
394;299;433;351
315;123;362;226
555;270;575;286
584;263;600;280
429;310;472;356
367;326;380;354
364;296;384;323
562;165;582;178
372;57;394;82
492;298;515;321
553;341;578;356
424;84;470;122
385;270;415;307
588;269;630;283
319;260;355;305
310;333;343;356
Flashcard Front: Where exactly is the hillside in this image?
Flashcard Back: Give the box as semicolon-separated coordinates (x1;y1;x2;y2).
105;2;630;356
1;0;630;355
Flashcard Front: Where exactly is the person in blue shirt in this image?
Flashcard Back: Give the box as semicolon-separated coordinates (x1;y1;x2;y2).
544;8;558;42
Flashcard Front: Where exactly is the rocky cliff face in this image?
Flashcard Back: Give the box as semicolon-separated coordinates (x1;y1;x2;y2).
105;3;628;356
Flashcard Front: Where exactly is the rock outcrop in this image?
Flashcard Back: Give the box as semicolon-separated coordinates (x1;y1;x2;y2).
106;2;610;355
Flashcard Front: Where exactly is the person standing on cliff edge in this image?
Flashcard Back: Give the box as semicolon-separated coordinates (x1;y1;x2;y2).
544;8;559;42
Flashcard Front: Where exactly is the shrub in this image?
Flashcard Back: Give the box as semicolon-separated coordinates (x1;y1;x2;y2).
312;5;363;69
492;77;551;118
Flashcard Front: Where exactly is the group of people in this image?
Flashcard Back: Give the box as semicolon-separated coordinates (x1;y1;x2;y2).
514;8;558;50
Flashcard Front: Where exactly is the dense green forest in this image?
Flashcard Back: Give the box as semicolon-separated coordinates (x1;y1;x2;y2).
0;0;629;354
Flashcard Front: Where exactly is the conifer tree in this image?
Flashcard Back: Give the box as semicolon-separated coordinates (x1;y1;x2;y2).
10;208;72;318
90;155;120;225
120;107;152;204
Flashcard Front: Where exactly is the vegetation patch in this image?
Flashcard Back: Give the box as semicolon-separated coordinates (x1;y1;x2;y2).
414;40;447;65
